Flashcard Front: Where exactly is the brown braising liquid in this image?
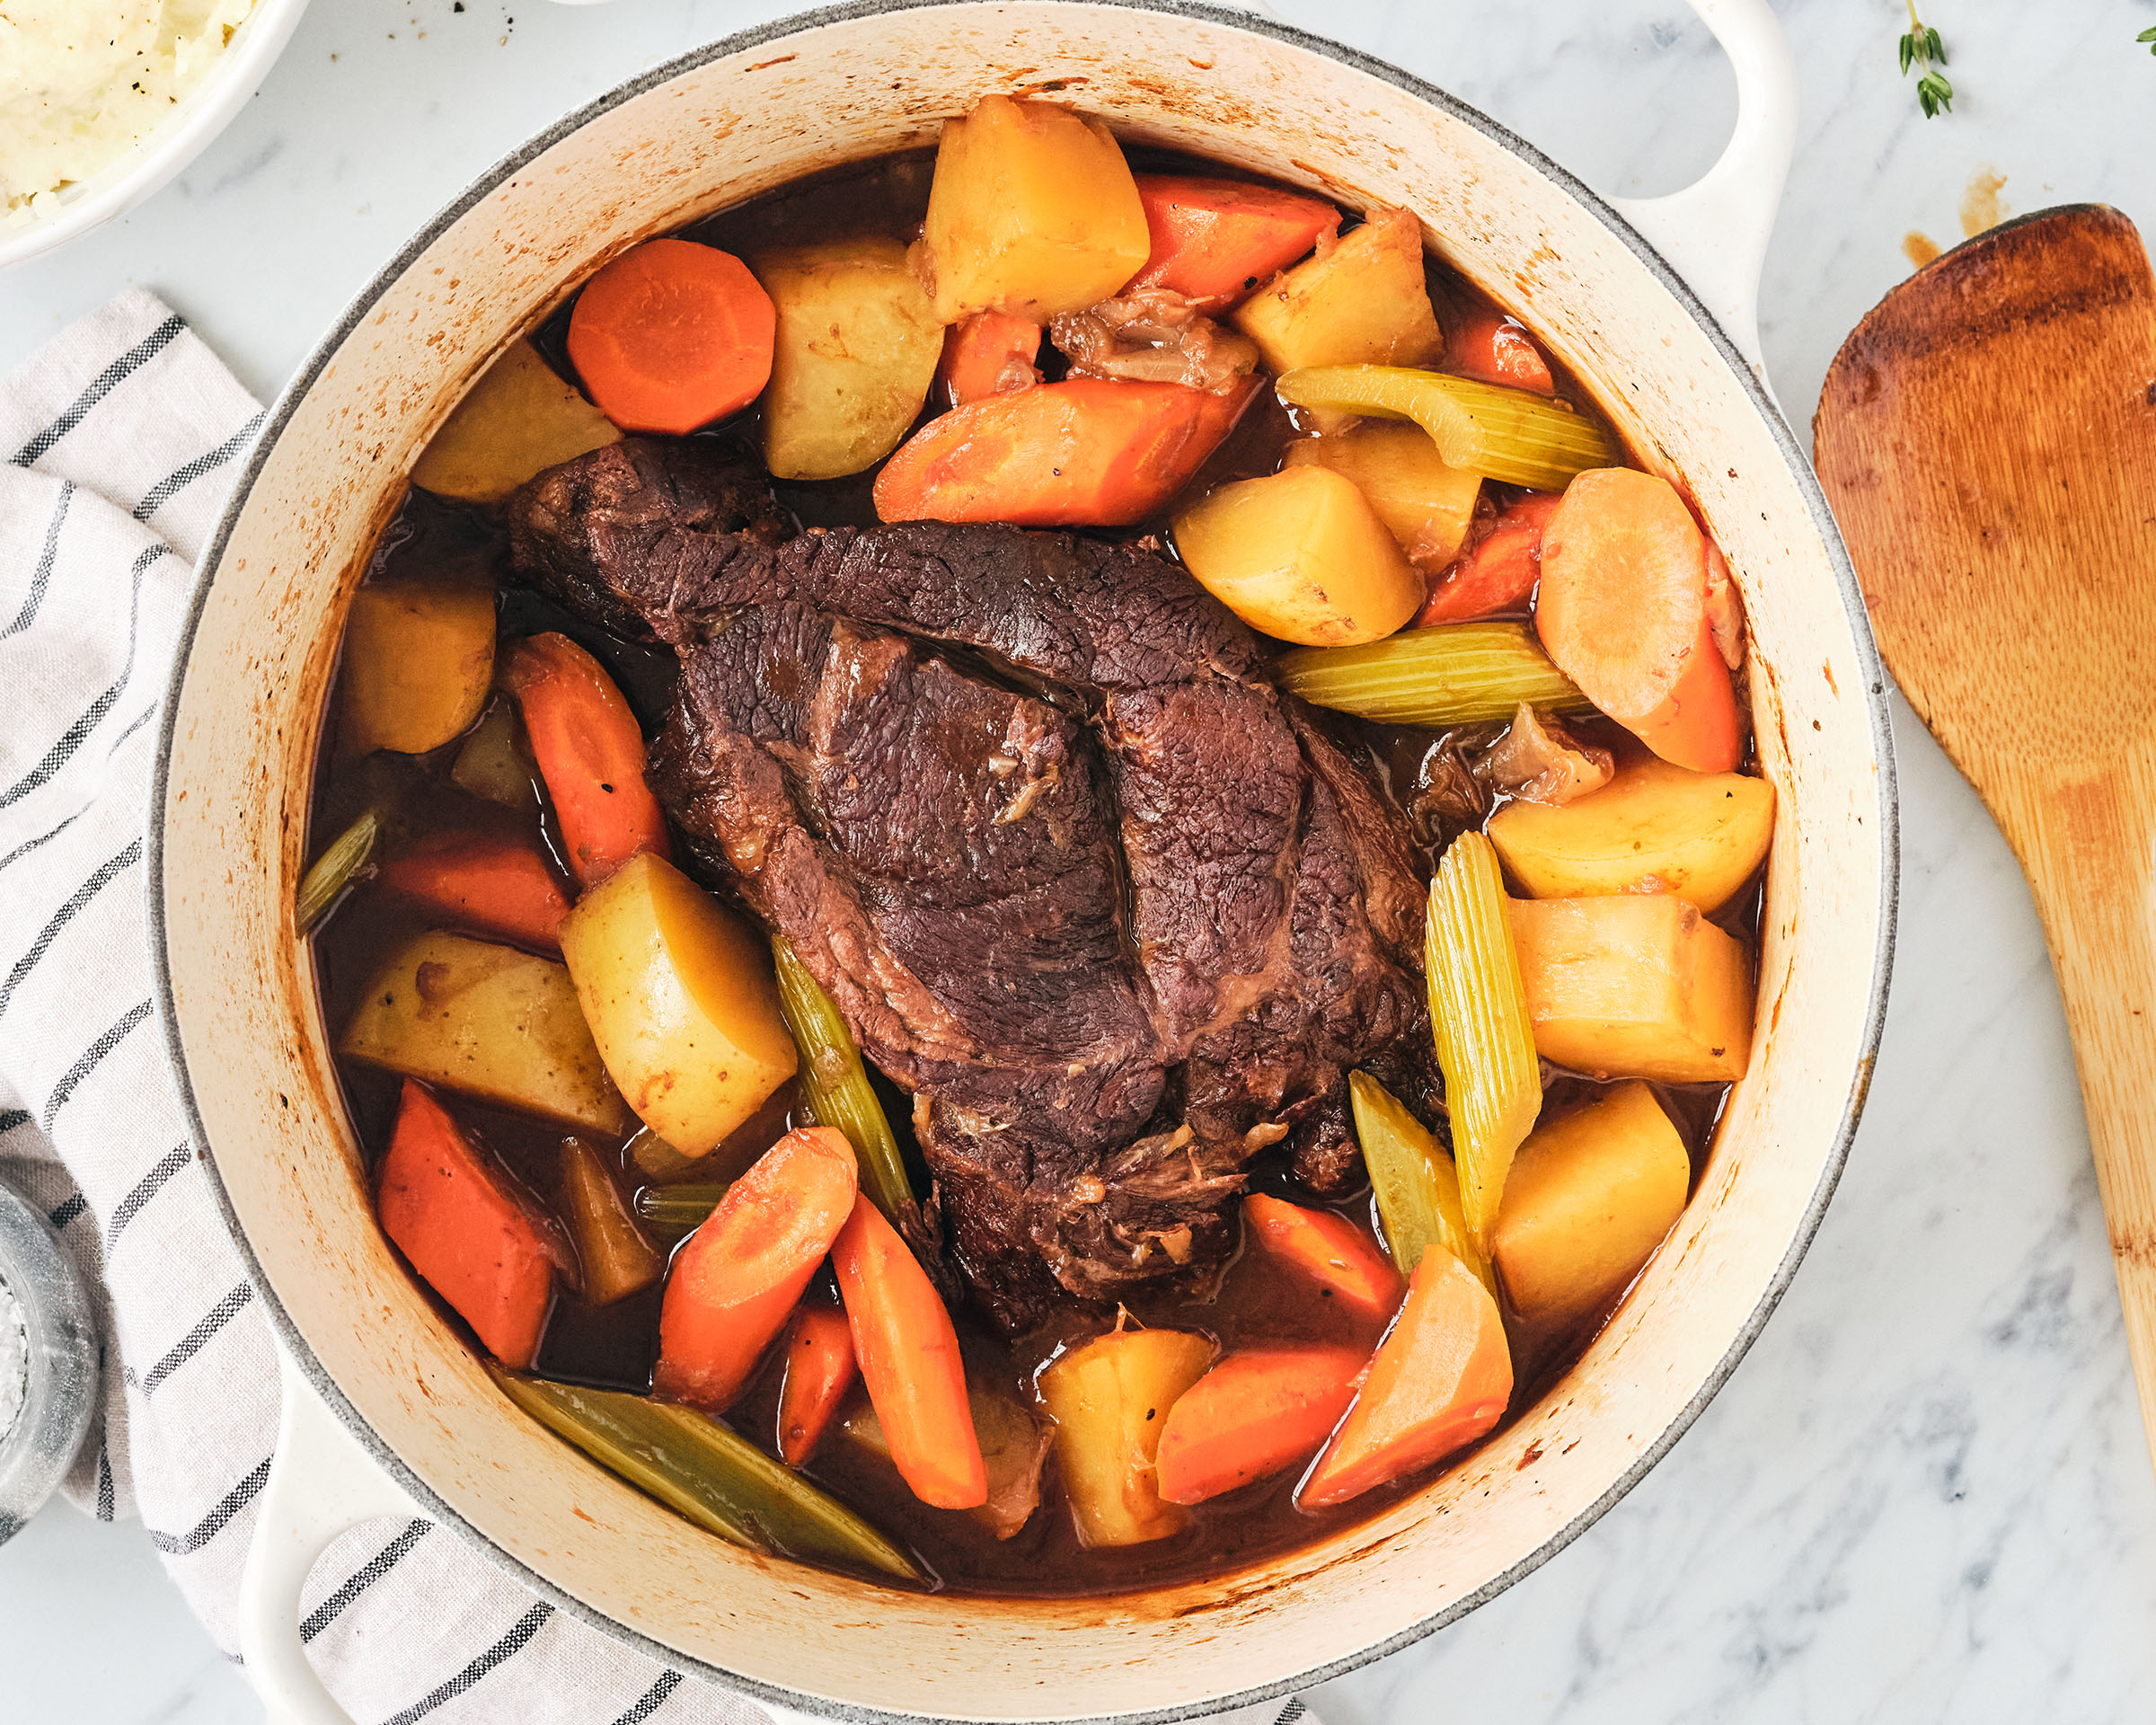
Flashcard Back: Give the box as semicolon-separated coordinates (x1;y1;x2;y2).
308;148;1763;1596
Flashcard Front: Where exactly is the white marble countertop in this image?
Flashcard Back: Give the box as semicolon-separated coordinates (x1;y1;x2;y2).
5;1;2156;1721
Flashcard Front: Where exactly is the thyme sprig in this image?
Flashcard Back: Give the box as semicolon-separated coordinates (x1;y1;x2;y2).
1899;4;1953;118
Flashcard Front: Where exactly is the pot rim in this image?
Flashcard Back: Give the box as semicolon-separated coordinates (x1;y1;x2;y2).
147;3;1901;1719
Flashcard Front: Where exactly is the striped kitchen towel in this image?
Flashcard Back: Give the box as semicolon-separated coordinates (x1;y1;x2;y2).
0;289;1322;1725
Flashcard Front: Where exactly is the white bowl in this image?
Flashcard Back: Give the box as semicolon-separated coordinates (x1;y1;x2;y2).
0;1176;96;1544
0;0;314;271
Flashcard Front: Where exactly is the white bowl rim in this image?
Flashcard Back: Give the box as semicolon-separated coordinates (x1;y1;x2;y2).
0;1176;98;1542
0;0;314;272
146;3;1901;1719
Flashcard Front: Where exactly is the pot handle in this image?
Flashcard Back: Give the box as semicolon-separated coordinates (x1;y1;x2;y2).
1611;0;1798;387
238;1346;417;1725
234;1353;841;1725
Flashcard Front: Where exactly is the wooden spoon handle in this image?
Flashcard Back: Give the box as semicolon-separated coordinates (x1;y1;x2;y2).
2008;752;2156;1444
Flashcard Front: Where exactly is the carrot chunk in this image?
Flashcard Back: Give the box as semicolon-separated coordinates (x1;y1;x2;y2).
376;1080;568;1369
832;1193;986;1509
871;376;1258;528
501;632;670;887
936;310;1043;408
1448;309;1555;394
1300;1249;1513;1508
1129;174;1340;311
652;1126;859;1412
1241;1193;1404;1324
1155;1346;1365;1505
777;1301;860;1465
379;833;571;951
567;238;775;435
1416;492;1561;626
1533;469;1741;772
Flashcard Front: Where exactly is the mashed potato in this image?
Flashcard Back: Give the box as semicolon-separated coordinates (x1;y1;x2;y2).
1;0;257;224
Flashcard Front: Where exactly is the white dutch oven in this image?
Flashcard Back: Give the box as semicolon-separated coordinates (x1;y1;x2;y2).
149;3;1896;1721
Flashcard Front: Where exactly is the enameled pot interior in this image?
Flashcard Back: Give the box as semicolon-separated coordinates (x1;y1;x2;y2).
155;5;1893;1720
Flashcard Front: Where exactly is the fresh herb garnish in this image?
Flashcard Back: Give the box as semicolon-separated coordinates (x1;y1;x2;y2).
2139;25;2156;55
1900;4;1954;118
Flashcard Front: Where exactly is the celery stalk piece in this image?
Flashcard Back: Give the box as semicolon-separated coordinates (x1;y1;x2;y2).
1347;1070;1494;1295
561;1137;663;1305
489;1367;922;1582
1278;365;1479;464
771;934;913;1219
1277;622;1595;727
1425;832;1543;1249
631;1181;731;1242
1276;365;1623;491
296;809;380;934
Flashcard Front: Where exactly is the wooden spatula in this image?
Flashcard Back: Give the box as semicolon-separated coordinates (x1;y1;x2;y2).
1814;204;2156;1468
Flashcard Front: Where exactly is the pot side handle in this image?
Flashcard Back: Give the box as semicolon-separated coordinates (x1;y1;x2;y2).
234;1349;838;1725
239;1346;418;1725
1611;0;1798;393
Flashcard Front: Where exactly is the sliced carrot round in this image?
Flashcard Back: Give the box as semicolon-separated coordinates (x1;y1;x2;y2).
1534;468;1740;773
378;833;571;952
1448;310;1556;394
376;1081;568;1370
1299;1250;1513;1508
652;1127;859;1412
680;1127;858;1303
777;1301;860;1466
1156;1346;1365;1505
1241;1193;1403;1323
1633;615;1744;773
500;632;670;887
1130;174;1339;310
872;376;1257;527
568;238;775;436
833;1194;986;1510
1416;492;1562;627
935;310;1043;409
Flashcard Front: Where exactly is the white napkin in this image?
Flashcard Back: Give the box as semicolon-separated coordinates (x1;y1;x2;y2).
0;289;1321;1725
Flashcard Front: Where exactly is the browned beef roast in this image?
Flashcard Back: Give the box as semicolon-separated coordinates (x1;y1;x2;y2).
509;434;790;641
656;606;1232;1317
661;606;1161;1130
510;438;1430;1328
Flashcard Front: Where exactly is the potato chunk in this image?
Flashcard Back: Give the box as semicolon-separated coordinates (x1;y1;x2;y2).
1037;1328;1215;1547
1491;1081;1691;1326
847;1386;1052;1540
918;95;1151;323
1489;755;1774;913
1281;424;1481;569
340;931;630;1133
338;578;494;756
1508;894;1754;1083
449;698;538;810
558;853;798;1156
753;239;944;481
1172;465;1422;646
410;339;621;505
1231;206;1443;374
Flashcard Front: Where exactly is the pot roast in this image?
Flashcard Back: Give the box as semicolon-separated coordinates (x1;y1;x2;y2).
509;438;1431;1329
